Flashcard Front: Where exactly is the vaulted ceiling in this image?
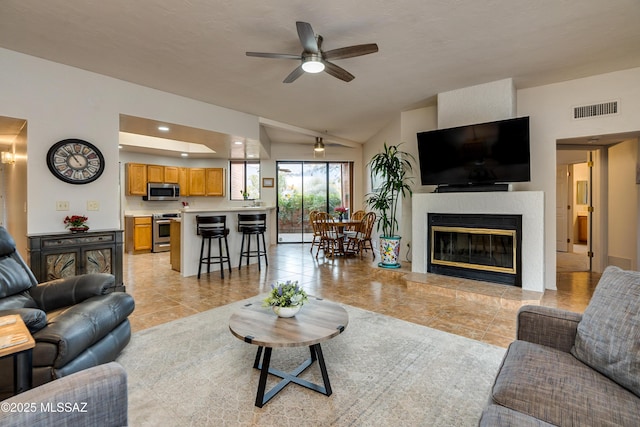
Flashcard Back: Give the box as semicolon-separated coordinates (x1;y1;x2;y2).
1;0;640;150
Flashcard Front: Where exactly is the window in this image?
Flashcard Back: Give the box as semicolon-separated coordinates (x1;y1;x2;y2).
230;161;260;200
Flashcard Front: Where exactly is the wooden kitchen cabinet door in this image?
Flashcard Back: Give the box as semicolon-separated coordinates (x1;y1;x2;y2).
178;167;189;196
147;164;164;183
133;217;153;251
164;166;179;183
205;168;224;196
189;168;206;196
126;163;147;196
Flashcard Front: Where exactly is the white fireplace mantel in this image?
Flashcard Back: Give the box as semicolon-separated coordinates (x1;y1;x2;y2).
411;191;545;292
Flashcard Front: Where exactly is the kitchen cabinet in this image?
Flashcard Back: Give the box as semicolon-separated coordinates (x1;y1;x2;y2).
28;230;124;292
178;167;189;196
578;215;588;243
126;163;147;196
164;166;179;183
205;168;225;196
147;164;164;183
125;216;153;253
188;168;206;196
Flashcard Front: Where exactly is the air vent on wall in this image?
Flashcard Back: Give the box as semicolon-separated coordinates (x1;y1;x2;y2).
573;101;618;119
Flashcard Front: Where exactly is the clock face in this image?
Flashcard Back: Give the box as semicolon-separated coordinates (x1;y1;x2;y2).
46;139;105;184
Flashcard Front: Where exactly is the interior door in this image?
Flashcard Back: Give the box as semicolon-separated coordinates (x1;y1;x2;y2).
556;164;569;252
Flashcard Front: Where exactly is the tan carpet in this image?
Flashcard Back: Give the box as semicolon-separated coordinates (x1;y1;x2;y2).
117;297;506;426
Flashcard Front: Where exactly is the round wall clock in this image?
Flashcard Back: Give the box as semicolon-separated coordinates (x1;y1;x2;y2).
46;138;105;184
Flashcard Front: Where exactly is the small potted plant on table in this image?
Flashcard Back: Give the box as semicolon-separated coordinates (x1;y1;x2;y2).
263;280;308;317
64;215;89;233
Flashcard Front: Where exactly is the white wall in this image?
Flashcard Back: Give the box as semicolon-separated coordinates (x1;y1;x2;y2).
437;78;516;129
0;47;260;235
608;139;639;269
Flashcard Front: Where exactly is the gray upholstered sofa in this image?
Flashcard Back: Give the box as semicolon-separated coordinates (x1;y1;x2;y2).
479;266;640;426
0;362;127;427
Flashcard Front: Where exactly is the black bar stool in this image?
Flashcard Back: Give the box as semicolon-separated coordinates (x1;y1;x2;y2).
238;213;268;270
196;215;232;279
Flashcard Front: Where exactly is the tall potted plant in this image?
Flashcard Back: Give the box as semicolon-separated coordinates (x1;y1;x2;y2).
365;143;415;268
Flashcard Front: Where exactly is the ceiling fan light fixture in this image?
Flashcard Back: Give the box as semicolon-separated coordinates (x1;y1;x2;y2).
302;55;325;73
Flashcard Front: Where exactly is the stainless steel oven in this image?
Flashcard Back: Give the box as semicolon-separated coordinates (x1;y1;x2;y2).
152;213;180;252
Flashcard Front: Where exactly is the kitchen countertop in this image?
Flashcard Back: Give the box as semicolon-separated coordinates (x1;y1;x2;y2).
179;206;275;214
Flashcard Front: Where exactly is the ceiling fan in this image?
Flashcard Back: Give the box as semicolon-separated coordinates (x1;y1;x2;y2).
246;21;378;83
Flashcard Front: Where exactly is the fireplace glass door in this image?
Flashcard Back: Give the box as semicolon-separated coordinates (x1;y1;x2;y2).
431;226;516;274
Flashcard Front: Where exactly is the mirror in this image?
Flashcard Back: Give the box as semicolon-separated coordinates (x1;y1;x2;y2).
576;181;588;205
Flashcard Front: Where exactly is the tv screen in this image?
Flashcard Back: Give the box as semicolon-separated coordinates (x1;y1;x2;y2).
417;117;530;187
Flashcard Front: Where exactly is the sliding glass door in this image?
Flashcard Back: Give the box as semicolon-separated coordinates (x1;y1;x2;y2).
276;161;353;243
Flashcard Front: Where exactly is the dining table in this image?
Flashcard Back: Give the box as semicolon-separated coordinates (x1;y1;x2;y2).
327;218;362;255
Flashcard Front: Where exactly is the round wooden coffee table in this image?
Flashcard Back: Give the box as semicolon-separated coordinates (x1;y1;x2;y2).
229;297;349;407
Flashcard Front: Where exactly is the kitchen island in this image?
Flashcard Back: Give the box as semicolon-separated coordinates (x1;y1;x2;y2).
179;206;276;277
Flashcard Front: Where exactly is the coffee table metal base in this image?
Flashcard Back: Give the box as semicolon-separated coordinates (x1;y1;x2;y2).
253;343;332;408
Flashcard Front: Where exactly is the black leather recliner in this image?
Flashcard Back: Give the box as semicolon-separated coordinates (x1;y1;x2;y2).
0;227;134;387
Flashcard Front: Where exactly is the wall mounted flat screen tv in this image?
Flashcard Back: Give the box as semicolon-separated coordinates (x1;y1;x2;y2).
417;116;530;188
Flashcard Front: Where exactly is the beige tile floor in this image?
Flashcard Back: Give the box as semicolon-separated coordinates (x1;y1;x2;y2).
124;244;600;348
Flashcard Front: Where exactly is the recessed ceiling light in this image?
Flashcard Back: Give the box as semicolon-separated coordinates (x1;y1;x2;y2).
158;125;170;132
234;141;243;145
181;153;188;157
247;154;255;158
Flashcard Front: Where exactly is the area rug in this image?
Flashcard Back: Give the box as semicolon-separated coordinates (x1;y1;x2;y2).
117;298;505;426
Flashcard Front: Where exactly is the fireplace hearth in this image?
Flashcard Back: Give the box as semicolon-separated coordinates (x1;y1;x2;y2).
428;213;522;286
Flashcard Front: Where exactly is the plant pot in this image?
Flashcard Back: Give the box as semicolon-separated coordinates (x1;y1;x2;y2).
69;227;89;233
272;305;301;318
378;235;402;269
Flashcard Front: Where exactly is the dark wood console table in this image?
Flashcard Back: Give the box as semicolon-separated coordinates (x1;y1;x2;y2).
27;229;124;291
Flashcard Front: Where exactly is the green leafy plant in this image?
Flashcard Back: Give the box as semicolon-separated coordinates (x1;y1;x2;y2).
365;143;415;237
263;280;308;308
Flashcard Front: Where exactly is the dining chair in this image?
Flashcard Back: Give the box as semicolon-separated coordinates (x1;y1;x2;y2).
315;212;344;258
346;211;376;259
345;210;365;233
308;210;322;255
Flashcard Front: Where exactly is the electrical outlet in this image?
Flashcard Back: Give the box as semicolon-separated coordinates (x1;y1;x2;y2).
87;200;99;211
56;201;69;211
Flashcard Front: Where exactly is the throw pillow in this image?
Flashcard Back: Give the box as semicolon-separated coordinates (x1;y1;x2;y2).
571;266;640;397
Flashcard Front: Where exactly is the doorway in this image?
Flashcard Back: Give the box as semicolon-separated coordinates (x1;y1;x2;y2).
556;153;592;272
276;161;353;243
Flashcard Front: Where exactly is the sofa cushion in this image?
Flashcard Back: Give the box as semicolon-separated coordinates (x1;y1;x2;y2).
492;340;640;427
479;405;555;427
571;266;640;397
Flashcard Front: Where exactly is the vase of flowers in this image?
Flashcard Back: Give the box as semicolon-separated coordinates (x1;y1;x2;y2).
240;190;249;200
64;215;89;233
335;206;347;221
263;280;308;317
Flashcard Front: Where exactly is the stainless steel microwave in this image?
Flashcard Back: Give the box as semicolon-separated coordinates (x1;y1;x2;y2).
143;183;180;201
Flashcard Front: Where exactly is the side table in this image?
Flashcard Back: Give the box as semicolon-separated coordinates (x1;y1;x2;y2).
0;315;35;395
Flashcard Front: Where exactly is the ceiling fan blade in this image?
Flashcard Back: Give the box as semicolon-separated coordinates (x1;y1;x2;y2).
246;52;301;60
296;21;318;53
283;65;305;83
323;43;379;60
323;61;355;82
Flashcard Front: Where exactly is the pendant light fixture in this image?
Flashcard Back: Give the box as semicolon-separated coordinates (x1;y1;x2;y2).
313;137;325;158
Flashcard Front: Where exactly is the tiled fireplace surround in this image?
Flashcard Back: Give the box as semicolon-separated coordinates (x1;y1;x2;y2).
411;191;545;294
